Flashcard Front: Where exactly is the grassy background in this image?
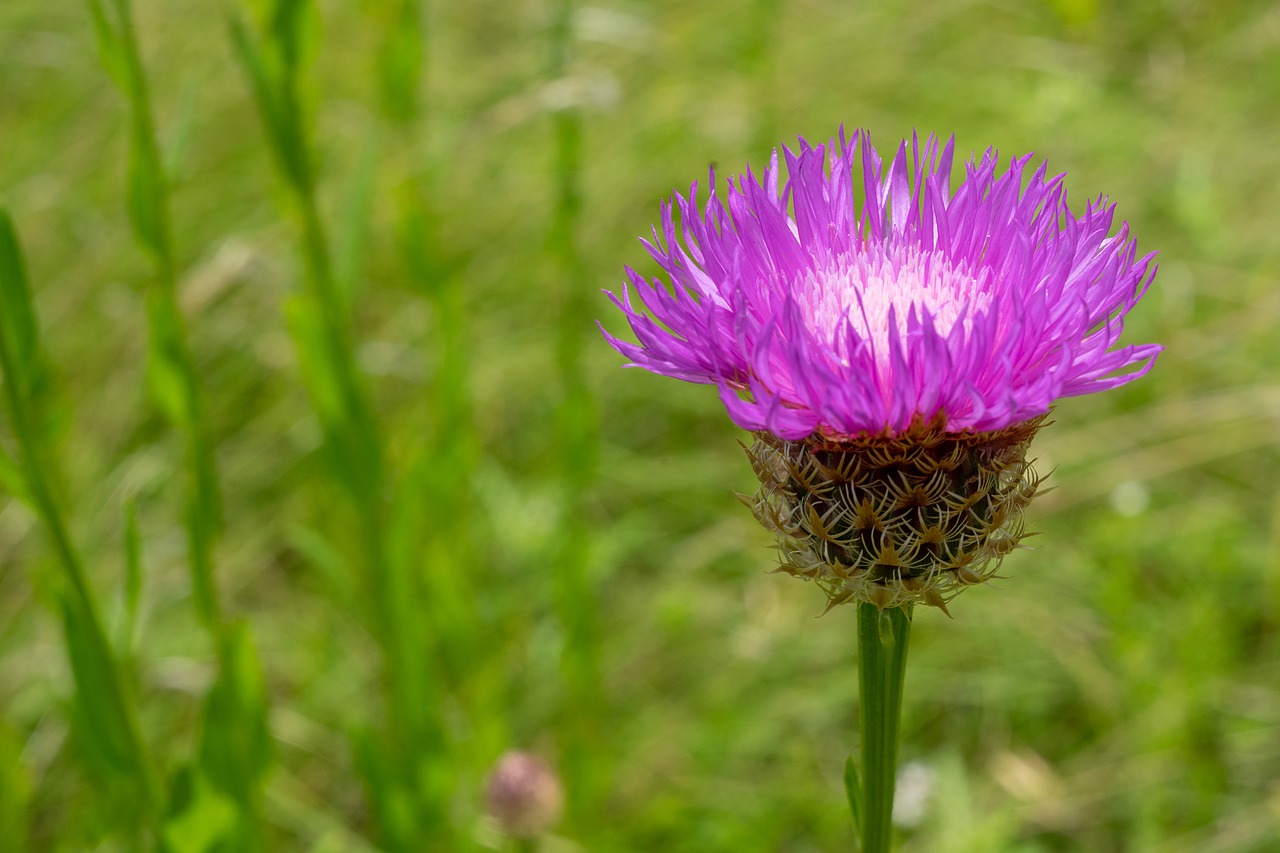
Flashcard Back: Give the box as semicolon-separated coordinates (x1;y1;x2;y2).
1;0;1277;850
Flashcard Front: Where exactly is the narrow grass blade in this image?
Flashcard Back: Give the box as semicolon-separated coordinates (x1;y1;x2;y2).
228;12;312;198
126;121;169;266
284;294;381;498
844;753;863;838
143;295;196;426
0;720;30;851
230;9;453;848
162;764;240;853
90;0;172;267
286;523;360;616
0;446;25;502
199;622;273;807
1;209;160;828
84;12;275;840
61;594;142;783
333;132;379;313
375;0;423;123
117;497;143;658
544;0;606;820
86;0;128;90
0;210;39;400
89;0;228;632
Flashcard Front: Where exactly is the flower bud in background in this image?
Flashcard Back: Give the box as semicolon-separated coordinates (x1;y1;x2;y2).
603;129;1160;611
485;751;564;839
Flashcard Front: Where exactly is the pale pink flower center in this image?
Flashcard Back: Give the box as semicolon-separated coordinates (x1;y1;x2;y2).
797;246;991;367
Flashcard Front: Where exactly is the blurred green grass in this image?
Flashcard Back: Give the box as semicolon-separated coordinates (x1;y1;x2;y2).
2;0;1278;850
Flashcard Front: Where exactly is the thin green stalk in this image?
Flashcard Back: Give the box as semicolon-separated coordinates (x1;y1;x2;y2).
231;7;445;848
378;0;502;831
547;0;604;820
231;3;389;649
90;0;225;632
0;211;161;819
92;4;273;846
854;602;912;852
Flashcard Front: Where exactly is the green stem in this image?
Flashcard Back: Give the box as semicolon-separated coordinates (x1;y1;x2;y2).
855;602;912;852
0;212;161;816
546;0;604;822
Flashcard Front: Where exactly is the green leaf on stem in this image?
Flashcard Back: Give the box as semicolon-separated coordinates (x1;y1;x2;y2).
199;622;273;805
62;593;142;784
844;753;863;836
0;210;39;401
117;497;143;658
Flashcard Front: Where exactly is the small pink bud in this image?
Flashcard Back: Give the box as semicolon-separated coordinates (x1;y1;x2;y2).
485;751;564;838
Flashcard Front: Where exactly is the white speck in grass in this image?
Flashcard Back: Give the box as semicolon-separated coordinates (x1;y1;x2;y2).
575;7;655;49
538;72;621;113
358;340;425;380
892;760;936;828
1109;480;1149;517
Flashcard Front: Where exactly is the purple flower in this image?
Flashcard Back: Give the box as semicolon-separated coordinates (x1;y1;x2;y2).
602;130;1160;441
604;130;1162;610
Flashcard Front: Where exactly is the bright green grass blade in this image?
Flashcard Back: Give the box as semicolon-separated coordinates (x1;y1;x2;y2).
0;209;54;491
0;211;89;608
60;593;144;785
0;210;39;400
376;0;423;123
228;13;311;196
231;8;463;848
162;764;240;853
2;209;159;830
0;221;29;500
144;294;197;427
352;725;459;853
351;729;417;851
543;0;606;820
126;118;170;266
844;753;863;838
333;132;379;313
117;497;143;658
90;0;172;266
0;720;30;851
261;0;316;76
86;0;128;91
90;0;229;634
199;622;273;807
0;446;25;501
284;294;380;499
286;523;360;615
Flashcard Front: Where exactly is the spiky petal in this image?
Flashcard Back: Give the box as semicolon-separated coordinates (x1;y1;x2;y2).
602;130;1160;441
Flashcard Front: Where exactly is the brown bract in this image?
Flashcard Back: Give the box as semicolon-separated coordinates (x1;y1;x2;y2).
740;414;1049;612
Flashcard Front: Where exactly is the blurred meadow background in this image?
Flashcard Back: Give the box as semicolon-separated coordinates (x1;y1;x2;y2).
0;0;1277;850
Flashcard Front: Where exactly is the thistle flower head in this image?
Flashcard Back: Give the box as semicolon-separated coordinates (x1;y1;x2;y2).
603;130;1160;610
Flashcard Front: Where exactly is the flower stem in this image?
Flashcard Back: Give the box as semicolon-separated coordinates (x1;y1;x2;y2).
855;601;913;852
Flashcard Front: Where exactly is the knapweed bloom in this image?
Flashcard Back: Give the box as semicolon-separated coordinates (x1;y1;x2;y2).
602;130;1160;611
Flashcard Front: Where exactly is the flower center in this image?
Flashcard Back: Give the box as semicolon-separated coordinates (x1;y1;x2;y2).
797;246;991;365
